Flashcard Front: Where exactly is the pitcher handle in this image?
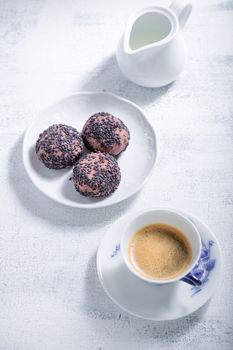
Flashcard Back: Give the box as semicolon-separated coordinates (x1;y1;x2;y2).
169;0;192;29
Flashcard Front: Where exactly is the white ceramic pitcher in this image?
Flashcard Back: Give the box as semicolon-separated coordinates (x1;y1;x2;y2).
116;0;192;88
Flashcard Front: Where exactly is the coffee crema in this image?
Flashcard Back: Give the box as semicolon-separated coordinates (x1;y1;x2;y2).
128;223;192;280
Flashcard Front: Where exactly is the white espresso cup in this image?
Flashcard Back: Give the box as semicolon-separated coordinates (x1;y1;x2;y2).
120;208;202;285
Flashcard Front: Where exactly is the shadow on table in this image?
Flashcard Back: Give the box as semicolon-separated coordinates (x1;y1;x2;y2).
77;54;174;107
84;253;211;341
8;135;138;228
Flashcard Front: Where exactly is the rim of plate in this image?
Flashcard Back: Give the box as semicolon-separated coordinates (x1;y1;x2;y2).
22;91;158;209
96;207;222;321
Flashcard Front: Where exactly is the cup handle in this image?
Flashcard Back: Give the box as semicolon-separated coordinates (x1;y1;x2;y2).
169;0;192;29
181;275;202;287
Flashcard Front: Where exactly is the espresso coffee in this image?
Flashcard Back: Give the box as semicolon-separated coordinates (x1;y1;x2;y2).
128;223;192;280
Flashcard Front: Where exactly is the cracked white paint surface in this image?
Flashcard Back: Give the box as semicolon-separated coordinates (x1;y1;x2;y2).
0;0;232;349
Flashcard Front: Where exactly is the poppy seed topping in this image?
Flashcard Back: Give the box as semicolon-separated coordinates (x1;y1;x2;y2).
36;124;84;169
73;152;121;198
82;112;130;156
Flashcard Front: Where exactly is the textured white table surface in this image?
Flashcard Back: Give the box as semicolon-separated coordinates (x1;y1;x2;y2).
0;0;233;349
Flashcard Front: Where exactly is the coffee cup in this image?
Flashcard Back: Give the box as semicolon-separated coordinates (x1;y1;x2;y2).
120;208;202;285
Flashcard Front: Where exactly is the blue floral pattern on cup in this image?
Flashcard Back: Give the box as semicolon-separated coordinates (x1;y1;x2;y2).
181;240;216;295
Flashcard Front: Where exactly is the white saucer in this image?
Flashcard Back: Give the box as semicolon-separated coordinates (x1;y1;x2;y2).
23;92;157;209
97;209;221;320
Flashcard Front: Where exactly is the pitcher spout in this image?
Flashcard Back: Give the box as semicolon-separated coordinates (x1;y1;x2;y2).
123;6;178;54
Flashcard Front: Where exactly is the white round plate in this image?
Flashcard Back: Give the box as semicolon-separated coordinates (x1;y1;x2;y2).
23;92;157;208
97;209;221;321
